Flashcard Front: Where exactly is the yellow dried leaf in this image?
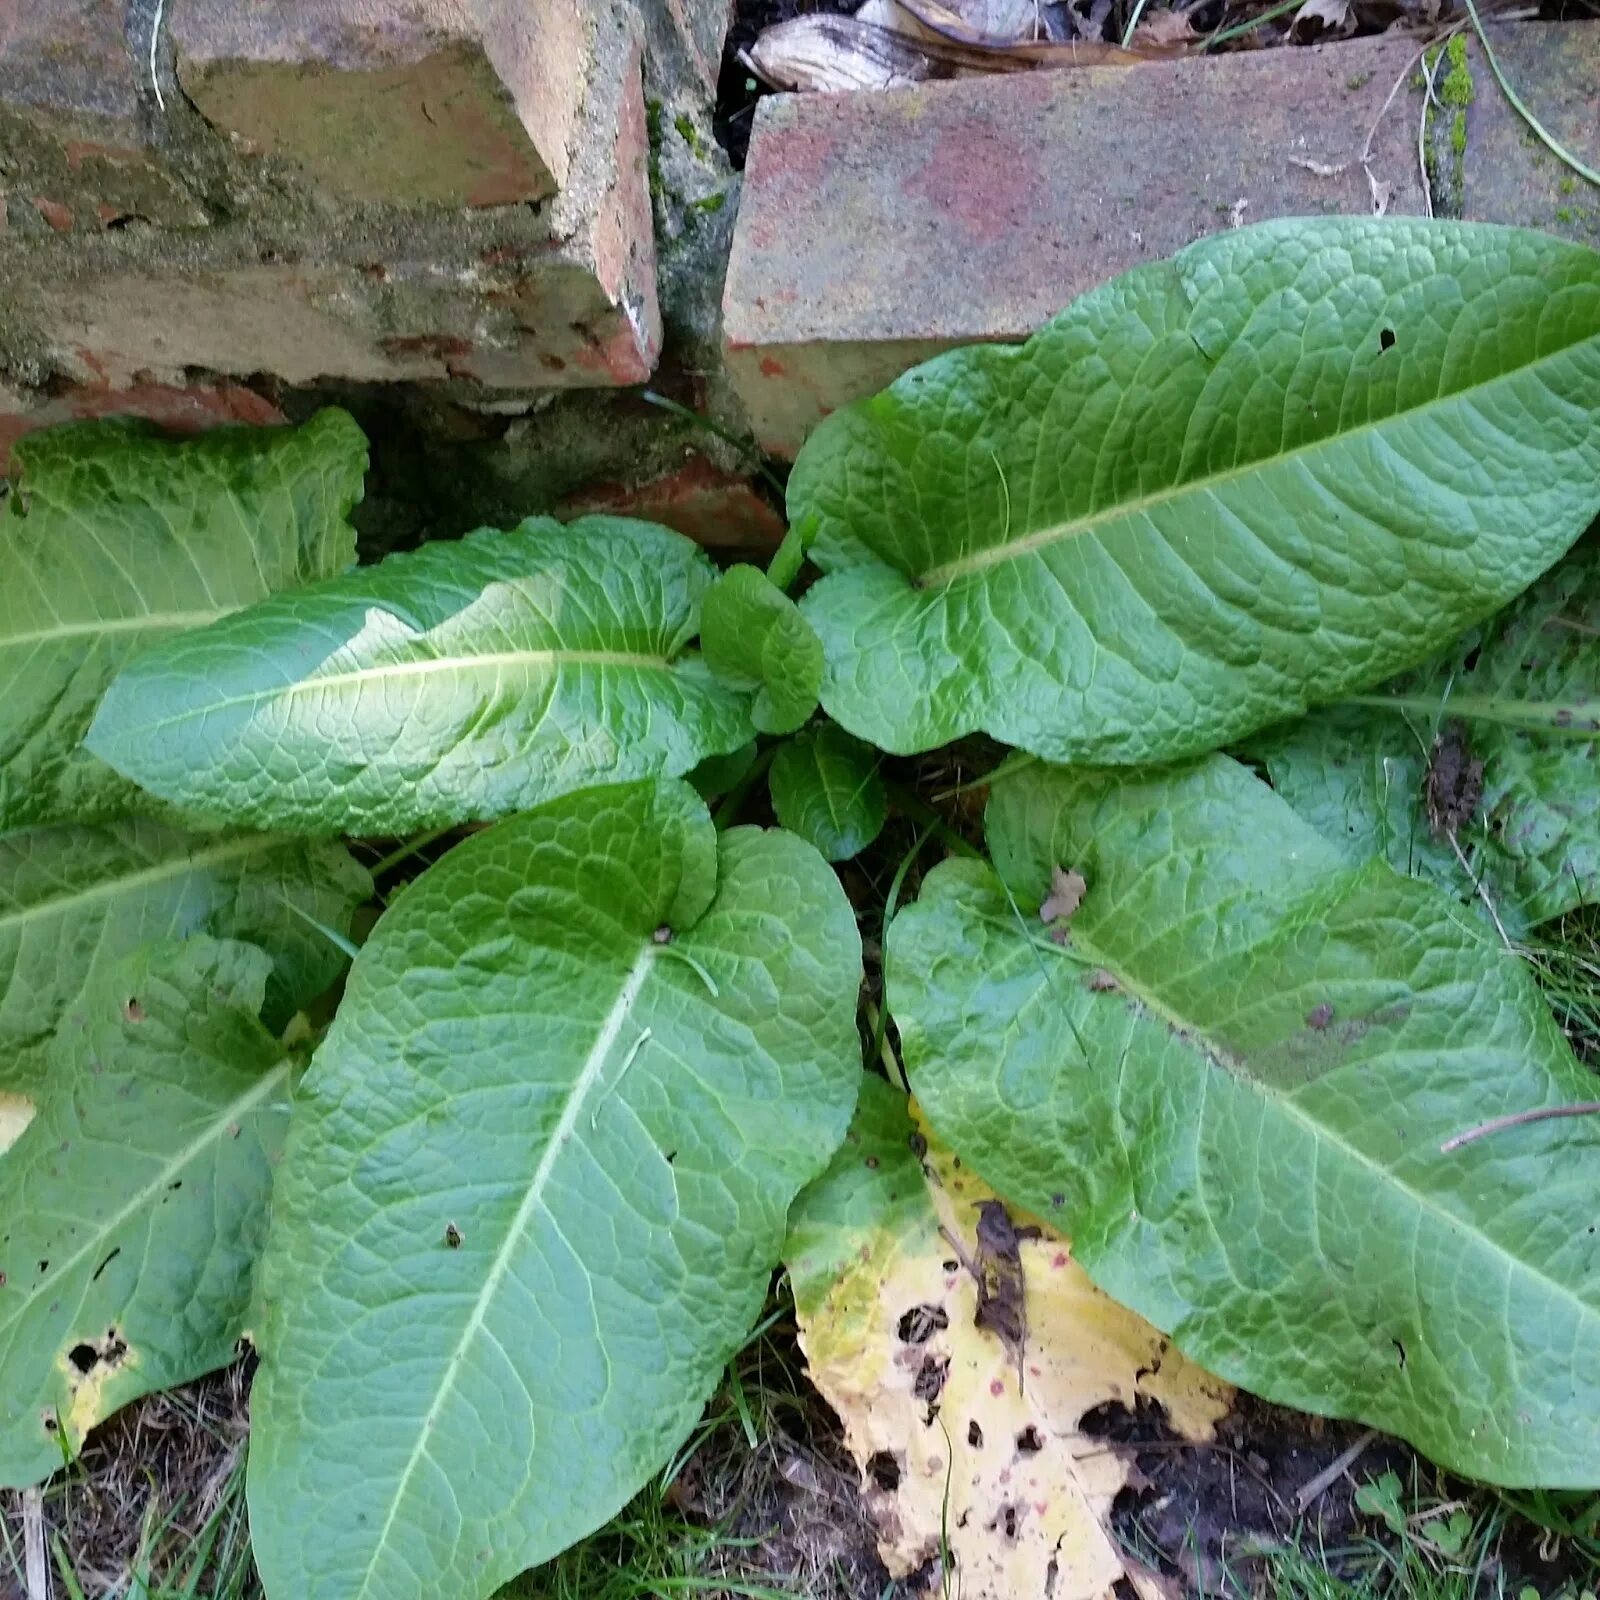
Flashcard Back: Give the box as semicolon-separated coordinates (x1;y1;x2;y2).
787;1077;1231;1599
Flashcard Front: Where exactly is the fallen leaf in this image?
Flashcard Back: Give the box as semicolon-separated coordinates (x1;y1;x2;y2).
1040;865;1087;924
1290;0;1354;40
744;15;940;91
1129;6;1200;47
786;1077;1232;1599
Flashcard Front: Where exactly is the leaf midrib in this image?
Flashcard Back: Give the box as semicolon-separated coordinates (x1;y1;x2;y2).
1043;915;1599;1331
123;648;679;737
0;608;234;651
352;942;659;1600
913;336;1600;586
0;1061;290;1347
0;835;284;939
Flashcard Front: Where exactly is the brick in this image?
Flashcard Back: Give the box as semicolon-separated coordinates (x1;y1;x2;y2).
724;35;1441;457
1;15;659;393
169;0;593;207
0;380;284;478
0;0;206;230
637;0;736;97
1452;23;1599;244
557;458;786;549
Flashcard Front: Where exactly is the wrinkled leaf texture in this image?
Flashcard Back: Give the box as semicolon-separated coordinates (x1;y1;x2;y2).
792;220;1600;763
1246;535;1600;933
0;939;290;1487
88;519;757;835
0;411;364;828
248;780;862;1600
699;564;824;735
768;725;887;862
888;757;1600;1486
0;818;368;1092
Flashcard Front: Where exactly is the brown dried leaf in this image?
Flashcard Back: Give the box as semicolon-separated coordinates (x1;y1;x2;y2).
1040;865;1087;925
1129;6;1201;47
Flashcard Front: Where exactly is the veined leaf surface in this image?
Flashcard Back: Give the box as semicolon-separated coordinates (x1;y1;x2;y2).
1246;536;1600;934
0;939;290;1488
0;411;364;827
699;564;823;735
88;519;757;834
247;780;862;1600
888;757;1600;1486
769;725;886;862
792;220;1600;762
0;819;368;1092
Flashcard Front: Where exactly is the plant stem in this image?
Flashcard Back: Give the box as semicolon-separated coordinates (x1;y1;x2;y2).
884;782;981;860
1440;1100;1600;1153
367;825;456;880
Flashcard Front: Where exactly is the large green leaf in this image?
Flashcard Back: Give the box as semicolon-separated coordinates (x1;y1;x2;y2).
887;757;1600;1486
1245;536;1600;935
87;519;758;835
0;819;369;1092
0;411;365;828
768;725;886;862
247;780;862;1600
0;938;291;1488
792;220;1600;762
699;564;823;735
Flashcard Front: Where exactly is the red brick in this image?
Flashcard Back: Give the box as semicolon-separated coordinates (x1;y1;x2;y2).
0;381;285;478
557;458;785;549
170;0;593;206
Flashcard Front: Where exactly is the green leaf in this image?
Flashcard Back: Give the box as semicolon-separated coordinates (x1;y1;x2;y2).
0;819;369;1092
87;519;757;835
687;741;759;802
247;780;862;1600
1245;536;1600;934
888;756;1600;1487
792;220;1600;762
0;411;365;829
0;938;290;1489
769;726;886;863
699;564;824;735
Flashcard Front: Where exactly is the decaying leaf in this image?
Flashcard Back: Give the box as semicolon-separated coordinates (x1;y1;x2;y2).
1129;6;1200;47
1040;865;1087;925
1290;0;1354;41
786;1076;1231;1599
1424;722;1484;838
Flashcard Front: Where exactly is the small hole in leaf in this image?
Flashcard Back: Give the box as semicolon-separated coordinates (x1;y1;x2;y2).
123;998;144;1022
967;1420;984;1448
1379;327;1396;352
37;1260;48;1276
896;1304;948;1345
67;1343;98;1375
866;1451;901;1492
42;1414;58;1433
1461;644;1482;672
444;1223;464;1249
1016;1425;1044;1454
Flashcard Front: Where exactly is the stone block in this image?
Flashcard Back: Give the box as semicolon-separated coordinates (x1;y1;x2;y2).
558;458;785;548
0;12;658;393
0;0;206;230
723;35;1435;457
637;0;736;97
169;0;593;207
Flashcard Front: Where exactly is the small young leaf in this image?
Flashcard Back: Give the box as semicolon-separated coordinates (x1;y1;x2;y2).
247;780;862;1600
699;564;824;734
1246;536;1600;934
87;518;756;834
0;819;370;1092
0;938;291;1489
889;756;1600;1487
769;725;886;862
0;411;365;829
687;741;759;801
793;219;1600;763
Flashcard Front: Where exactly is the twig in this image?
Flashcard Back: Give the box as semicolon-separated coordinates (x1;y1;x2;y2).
1445;832;1512;952
149;0;168;110
22;1487;46;1600
1462;0;1600;186
1294;1429;1377;1513
1440;1101;1600;1153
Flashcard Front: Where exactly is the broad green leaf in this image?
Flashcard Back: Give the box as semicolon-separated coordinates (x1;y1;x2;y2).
0;411;365;828
888;756;1600;1487
247;780;862;1600
1245;536;1600;935
0;819;369;1092
87;519;757;835
699;564;823;734
0;938;290;1489
687;740;759;801
769;726;886;862
792;220;1600;762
